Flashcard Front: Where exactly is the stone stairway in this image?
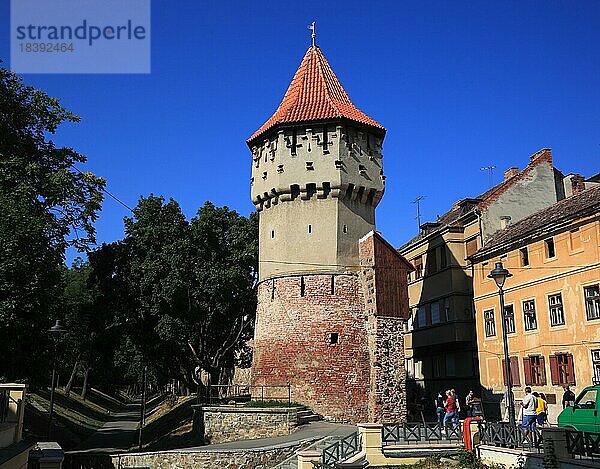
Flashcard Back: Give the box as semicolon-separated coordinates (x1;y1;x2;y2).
275;435;341;469
297;408;322;425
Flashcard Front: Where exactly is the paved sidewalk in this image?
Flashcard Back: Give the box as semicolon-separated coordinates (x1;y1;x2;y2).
181;421;356;452
73;402;140;454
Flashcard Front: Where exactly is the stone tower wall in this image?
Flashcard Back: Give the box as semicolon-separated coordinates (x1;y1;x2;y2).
251;273;371;422
250;124;385;280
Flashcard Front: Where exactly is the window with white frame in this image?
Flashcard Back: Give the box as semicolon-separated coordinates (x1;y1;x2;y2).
484;309;496;337
592;350;600;384
523;299;537;331
584;285;600;320
549;293;565;326
504;304;516;334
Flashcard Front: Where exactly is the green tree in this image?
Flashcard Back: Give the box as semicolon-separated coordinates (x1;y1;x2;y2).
110;196;258;392
0;67;105;383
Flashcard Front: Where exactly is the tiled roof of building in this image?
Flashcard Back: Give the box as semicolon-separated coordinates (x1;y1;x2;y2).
247;46;385;145
472;184;600;261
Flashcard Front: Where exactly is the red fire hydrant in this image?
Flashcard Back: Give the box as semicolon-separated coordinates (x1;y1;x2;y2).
462;416;483;451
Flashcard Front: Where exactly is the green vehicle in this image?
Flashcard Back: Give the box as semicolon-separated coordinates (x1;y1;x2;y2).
557;385;600;433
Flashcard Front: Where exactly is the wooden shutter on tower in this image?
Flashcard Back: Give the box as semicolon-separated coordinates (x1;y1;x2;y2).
511;356;521;386
523;357;532;385
567;354;576;385
549;355;559;385
539;356;547;385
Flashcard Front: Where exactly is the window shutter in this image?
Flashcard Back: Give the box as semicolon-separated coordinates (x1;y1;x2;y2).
511;356;521;386
523;357;532;385
539;356;547;385
549;355;559;385
502;359;507;386
567;354;576;385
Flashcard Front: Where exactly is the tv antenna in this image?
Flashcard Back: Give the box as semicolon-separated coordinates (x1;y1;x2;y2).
412;196;425;230
480;165;496;187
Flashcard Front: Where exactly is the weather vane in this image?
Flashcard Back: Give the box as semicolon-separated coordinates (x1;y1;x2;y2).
308;22;316;47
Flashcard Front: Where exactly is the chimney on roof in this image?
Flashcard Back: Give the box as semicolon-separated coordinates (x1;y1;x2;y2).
500;216;512;229
570;174;586;196
530;148;552;163
503;167;519;180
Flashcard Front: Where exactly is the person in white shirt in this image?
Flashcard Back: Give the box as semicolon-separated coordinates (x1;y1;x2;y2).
521;386;538;436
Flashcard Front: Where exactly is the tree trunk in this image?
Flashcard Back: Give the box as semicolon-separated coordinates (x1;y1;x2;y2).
65;360;79;397
81;366;91;400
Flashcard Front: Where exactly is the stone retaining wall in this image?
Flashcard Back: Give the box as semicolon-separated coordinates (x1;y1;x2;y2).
112;443;302;469
199;405;299;444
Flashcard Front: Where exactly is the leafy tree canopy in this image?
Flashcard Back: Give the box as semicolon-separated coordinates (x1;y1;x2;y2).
0;67;105;383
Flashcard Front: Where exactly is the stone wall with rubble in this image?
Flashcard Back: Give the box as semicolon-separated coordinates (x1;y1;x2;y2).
112;443;302;469
200;406;297;444
369;316;407;422
251;273;371;422
359;232;410;423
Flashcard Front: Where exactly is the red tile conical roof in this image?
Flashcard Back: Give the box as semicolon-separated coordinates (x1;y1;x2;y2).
247;46;385;145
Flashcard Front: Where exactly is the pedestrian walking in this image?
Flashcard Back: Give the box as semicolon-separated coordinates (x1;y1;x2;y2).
536;392;548;427
562;386;576;409
443;390;457;428
451;388;461;426
434;390;445;427
503;386;514;422
521;387;537;438
465;390;475;417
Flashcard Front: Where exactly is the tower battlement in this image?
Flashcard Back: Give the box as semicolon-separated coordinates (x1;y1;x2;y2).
250;124;385;211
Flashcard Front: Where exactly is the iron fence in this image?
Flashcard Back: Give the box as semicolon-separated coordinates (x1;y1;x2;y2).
205;384;292;405
321;432;361;468
382;422;463;445
566;429;600;460
478;421;541;452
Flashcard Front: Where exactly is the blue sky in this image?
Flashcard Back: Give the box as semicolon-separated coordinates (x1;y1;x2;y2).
1;1;599;264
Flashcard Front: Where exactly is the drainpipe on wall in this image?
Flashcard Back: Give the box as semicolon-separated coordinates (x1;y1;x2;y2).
473;207;483;247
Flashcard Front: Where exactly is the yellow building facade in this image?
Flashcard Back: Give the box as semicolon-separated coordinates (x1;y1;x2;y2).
399;149;568;399
471;184;600;422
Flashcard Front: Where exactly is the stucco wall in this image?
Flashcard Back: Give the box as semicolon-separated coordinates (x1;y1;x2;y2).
474;216;600;422
481;150;558;241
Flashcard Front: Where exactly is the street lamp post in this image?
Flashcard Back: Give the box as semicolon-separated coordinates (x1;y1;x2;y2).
488;262;515;427
48;319;67;439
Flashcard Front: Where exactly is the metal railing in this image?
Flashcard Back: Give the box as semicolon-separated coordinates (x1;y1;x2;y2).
205;384;292;405
322;432;361;468
382;422;463;445
478;421;541;452
566;429;600;460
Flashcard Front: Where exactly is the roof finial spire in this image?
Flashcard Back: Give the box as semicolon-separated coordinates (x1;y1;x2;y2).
308;21;316;47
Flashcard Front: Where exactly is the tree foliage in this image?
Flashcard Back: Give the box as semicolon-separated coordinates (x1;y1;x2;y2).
0;67;105;383
63;197;258;394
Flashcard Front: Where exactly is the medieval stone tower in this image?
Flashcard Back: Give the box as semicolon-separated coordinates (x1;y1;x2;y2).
248;44;412;423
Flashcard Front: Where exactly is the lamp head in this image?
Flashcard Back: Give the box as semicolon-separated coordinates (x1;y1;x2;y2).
488;261;512;289
48;319;67;337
